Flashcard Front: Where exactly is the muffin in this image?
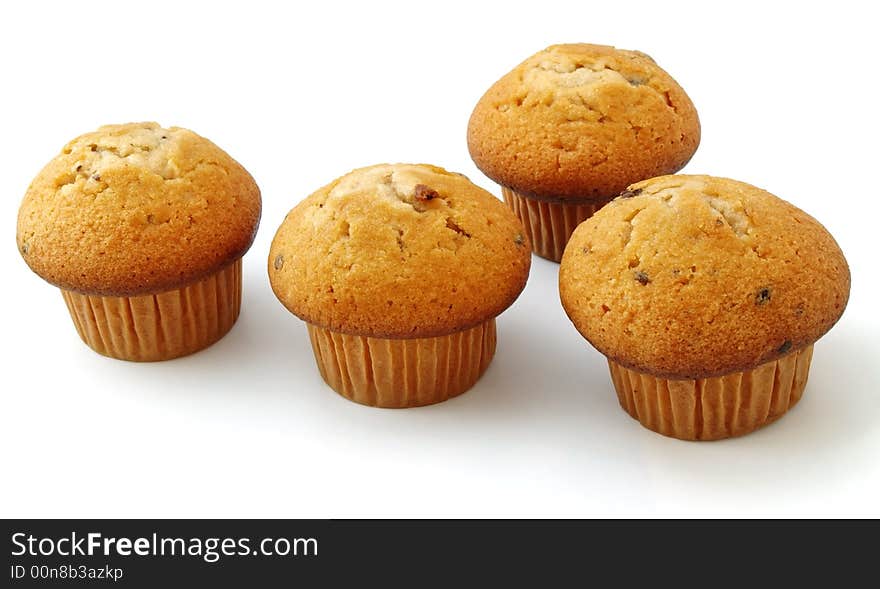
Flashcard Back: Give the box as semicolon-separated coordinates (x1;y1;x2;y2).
268;163;531;408
468;43;700;261
17;122;261;361
559;175;849;440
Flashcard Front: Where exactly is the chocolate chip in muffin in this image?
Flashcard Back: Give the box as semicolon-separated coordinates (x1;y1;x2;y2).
756;287;772;305
413;184;439;201
626;75;646;87
619;188;643;199
778;340;792;354
445;217;471;238
634;270;650;285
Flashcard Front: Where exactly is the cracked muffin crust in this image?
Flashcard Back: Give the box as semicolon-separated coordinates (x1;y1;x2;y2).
269;164;531;339
559;175;850;379
17;122;261;296
467;44;700;201
16;122;261;361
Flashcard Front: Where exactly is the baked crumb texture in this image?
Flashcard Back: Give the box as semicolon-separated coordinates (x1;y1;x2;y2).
467;44;700;201
17;122;261;296
269;163;531;339
560;175;850;379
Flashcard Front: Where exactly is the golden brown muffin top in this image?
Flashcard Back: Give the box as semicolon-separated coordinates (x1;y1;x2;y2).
467;44;700;201
559;175;850;379
269;164;531;338
17;122;261;296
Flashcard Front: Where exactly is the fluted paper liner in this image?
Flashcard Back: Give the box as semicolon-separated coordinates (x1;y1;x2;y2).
608;344;814;440
501;187;606;262
307;319;497;408
61;259;242;361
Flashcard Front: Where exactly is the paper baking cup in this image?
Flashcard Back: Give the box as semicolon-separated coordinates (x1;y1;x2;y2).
501;187;604;262
607;344;814;440
61;259;242;362
307;319;497;408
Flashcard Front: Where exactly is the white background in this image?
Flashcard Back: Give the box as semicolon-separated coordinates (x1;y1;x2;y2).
2;1;877;517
